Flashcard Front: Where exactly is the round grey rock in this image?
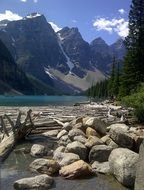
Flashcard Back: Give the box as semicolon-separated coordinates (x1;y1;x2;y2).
89;145;112;163
30;144;47;157
66;141;87;160
109;148;139;187
13;174;54;190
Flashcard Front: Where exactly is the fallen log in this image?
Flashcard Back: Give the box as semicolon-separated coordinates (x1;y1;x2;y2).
0;109;35;161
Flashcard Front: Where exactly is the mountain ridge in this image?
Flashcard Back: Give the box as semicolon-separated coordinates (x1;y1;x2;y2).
0;13;126;94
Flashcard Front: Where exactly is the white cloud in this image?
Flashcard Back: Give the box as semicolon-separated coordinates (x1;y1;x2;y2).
20;0;38;3
20;0;27;2
93;17;129;38
118;9;125;15
93;18;113;33
0;10;22;21
114;20;129;38
49;22;62;32
72;20;77;23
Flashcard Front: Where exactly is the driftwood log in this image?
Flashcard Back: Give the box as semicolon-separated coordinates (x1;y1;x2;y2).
0;109;35;161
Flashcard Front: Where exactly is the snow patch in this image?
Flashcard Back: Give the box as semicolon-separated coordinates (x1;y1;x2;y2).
57;35;74;73
11;37;15;42
44;67;56;79
49;22;62;32
0;23;7;27
25;13;41;19
58;33;64;41
2;29;7;32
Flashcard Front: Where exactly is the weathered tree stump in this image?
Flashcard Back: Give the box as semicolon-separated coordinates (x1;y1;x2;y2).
0;109;35;161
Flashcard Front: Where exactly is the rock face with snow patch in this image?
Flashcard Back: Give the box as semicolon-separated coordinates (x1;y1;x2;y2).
57;27;91;77
0;13;125;95
3;14;68;79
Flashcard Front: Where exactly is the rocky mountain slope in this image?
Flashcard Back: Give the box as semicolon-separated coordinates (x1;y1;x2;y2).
0;38;62;95
0;13;126;94
0;38;34;95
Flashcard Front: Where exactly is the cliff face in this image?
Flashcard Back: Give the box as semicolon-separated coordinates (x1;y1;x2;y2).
0;39;34;94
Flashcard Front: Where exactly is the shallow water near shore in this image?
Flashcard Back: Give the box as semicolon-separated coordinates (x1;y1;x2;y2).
0;140;132;190
0;95;88;106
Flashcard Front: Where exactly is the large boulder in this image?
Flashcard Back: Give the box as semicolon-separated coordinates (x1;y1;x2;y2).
59;160;93;179
131;134;144;152
84;117;106;136
85;136;104;149
109;148;139;187
66;141;87;160
73;135;87;144
107;123;129;132
101;135;112;145
53;146;65;156
53;152;80;166
29;159;60;175
101;135;119;148
86;127;99;138
109;124;134;149
91;161;110;174
58;135;72;146
73;123;85;132
13;174;54;190
89;145;112;163
30;144;47;157
68;129;86;141
135;140;144;190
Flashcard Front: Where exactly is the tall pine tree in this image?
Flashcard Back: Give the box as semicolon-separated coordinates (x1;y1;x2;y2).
120;0;144;96
108;56;119;98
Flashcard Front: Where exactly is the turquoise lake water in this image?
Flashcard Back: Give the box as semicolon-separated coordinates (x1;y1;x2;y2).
0;96;88;106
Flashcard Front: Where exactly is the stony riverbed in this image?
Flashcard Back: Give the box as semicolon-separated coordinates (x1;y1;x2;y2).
1;137;130;190
0;103;142;190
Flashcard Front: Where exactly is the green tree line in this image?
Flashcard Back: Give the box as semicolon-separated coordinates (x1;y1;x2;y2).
87;0;144;122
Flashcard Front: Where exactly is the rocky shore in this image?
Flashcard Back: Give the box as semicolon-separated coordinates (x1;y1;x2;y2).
0;102;144;190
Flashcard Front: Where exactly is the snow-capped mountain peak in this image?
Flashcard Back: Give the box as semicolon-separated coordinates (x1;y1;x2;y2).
24;13;42;19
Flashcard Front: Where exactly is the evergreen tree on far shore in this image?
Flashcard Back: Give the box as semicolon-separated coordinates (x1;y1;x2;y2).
87;80;108;99
108;57;120;98
120;0;144;96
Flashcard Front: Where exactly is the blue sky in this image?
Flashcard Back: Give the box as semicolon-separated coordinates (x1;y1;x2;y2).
0;0;131;44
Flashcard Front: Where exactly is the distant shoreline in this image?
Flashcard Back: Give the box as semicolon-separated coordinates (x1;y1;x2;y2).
0;95;88;107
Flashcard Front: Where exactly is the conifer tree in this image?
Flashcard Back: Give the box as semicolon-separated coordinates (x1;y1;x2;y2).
120;0;144;96
108;56;116;97
113;61;120;96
